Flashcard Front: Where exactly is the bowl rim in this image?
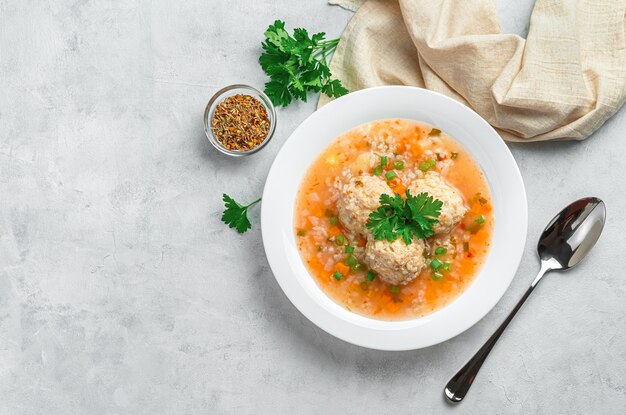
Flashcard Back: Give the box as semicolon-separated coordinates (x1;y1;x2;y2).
261;86;528;351
203;84;277;157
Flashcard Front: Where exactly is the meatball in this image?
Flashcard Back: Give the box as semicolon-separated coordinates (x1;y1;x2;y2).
364;238;426;285
337;175;393;236
407;172;467;234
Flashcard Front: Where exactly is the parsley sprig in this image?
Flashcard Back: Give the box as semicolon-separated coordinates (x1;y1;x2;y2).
366;191;443;244
221;194;261;234
259;20;348;107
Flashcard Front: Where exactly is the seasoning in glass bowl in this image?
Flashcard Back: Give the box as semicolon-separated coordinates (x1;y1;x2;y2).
211;94;270;152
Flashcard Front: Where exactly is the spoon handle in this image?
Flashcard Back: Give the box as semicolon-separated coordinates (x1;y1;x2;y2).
444;271;544;402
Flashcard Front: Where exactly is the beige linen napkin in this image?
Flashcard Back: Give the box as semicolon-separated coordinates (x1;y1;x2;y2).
321;0;626;142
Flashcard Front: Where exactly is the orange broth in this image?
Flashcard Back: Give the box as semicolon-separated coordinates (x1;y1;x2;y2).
294;119;493;320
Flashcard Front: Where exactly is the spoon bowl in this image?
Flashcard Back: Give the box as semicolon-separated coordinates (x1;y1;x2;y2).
538;197;606;271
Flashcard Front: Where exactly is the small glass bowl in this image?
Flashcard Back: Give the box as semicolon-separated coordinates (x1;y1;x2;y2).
204;84;276;157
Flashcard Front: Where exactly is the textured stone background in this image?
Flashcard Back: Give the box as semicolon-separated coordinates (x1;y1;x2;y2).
1;1;625;414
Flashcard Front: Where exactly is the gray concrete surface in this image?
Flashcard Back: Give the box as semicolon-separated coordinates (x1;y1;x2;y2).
1;1;624;414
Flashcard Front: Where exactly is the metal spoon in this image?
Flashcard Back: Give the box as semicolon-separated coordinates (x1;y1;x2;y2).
444;197;606;403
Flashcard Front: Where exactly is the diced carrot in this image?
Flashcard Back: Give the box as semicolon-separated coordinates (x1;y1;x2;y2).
387;301;401;313
328;226;341;237
394;182;407;195
309;205;323;217
438;279;454;293
459;257;475;273
307;256;323;272
334;262;350;276
410;145;422;157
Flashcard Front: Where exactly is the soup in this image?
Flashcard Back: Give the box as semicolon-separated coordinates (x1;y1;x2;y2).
294;119;493;320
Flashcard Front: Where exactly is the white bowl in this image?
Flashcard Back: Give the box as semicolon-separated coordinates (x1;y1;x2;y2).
261;86;527;351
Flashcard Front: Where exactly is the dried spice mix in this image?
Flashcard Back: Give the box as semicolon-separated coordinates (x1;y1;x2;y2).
211;94;270;151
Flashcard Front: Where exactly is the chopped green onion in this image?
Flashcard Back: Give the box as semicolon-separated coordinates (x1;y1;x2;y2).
463;241;470;252
297;229;306;237
432;272;444;281
345;255;357;267
430;258;443;271
390;285;400;294
393;160;405;170
428;159;436;168
419;161;431;172
352;263;365;273
450;152;458;159
429;128;441;136
333;271;343;281
436;153;445;161
335;234;345;246
385;170;397;181
329;216;338;226
469;216;486;234
478;197;488;205
345;246;354;253
435;247;447;256
365;272;376;282
441;262;451;272
469;219;486;234
359;281;369;291
381;156;388;167
373;165;383;175
325;209;333;217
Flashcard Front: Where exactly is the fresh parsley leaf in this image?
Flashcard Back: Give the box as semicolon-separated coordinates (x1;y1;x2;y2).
293;28;312;47
379;193;405;211
259;20;348;106
367;205;398;242
322;79;349;99
311;32;325;45
366;190;442;244
221;194;262;234
264;80;292;107
264;20;290;51
405;190;443;239
300;67;324;89
259;44;289;73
